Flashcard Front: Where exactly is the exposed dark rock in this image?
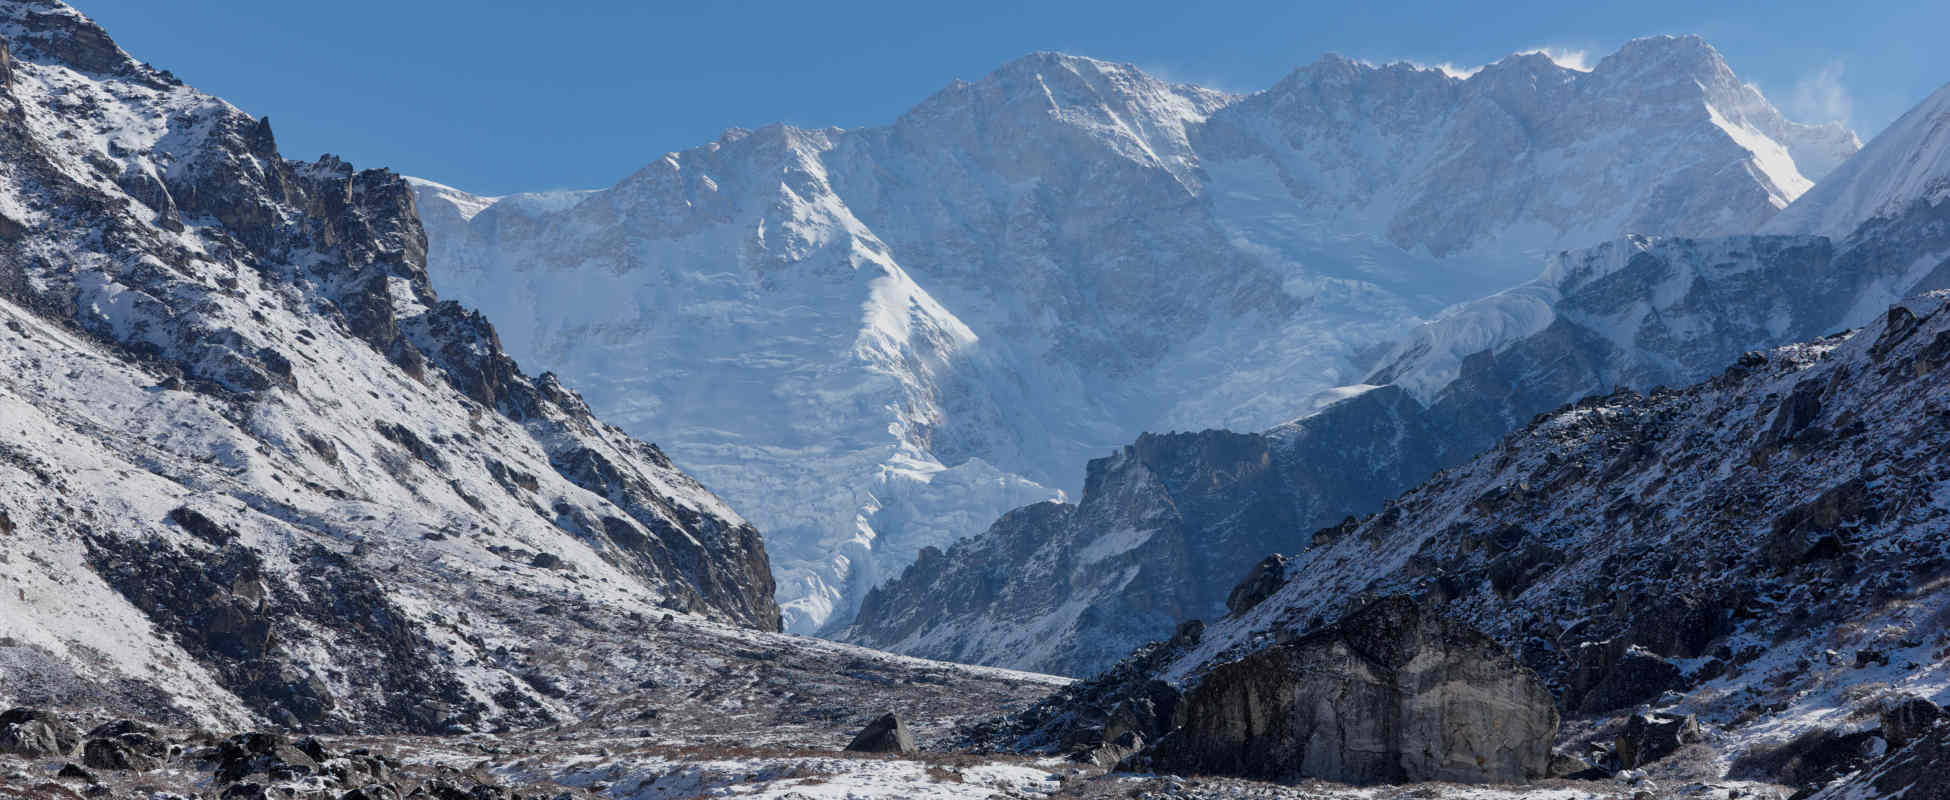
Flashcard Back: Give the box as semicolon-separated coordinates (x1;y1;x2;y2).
0;707;81;757
55;763;97;783
164;507;235;546
850;226;1944;679
340;785;400;800
219;783;268;800
81;736;160;772
216;732;321;783
1880;696;1943;748
1616;712;1702;769
1737;726;1887;794
1813;721;1950;800
1567;641;1686;714
1127;597;1556;785
1765;478;1878;571
843;713;916;754
1224;554;1288;616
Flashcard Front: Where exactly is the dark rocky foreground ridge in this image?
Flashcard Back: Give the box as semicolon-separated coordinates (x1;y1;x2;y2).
981;293;1950;796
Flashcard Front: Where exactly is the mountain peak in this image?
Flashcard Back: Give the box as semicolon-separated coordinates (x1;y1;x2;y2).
1590;33;1734;86
0;0;151;79
1763;79;1950;238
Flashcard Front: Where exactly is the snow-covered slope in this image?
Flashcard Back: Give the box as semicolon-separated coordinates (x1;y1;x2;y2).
0;0;783;731
1763;81;1950;238
416;38;1853;635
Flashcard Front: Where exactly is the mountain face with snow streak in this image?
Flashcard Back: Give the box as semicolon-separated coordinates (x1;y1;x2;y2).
0;0;780;732
415;38;1852;636
845;74;1950;675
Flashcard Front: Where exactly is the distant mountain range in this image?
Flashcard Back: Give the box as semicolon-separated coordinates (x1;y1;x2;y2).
412;35;1857;637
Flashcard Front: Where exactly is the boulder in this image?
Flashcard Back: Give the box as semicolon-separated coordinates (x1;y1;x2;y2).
0;707;81;757
55;763;97;783
1127;596;1557;785
340;786;400;800
1224;554;1288;616
220;783;269;800
82;736;161;771
216;732;322;783
1616;712;1702;769
1730;726;1882;792
1102;680;1180;746
843;713;916;754
1880;696;1943;748
1548;751;1609;780
1813;721;1950;800
1567;641;1686;714
85;720;170;770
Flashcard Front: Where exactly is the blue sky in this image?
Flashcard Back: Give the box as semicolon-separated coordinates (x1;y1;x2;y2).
76;1;1948;197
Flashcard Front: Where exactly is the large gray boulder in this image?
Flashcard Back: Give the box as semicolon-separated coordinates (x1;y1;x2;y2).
0;707;81;757
1127;597;1556;785
843;713;916;754
1617;712;1703;769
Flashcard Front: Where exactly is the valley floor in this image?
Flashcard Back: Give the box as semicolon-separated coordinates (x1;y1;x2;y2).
0;697;1806;800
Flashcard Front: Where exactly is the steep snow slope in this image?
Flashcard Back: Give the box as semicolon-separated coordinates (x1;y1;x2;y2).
1764;81;1950;238
417;39;1852;635
0;0;785;732
411;128;1062;636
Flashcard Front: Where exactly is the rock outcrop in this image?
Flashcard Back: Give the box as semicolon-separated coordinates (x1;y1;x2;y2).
0;707;79;757
843;713;917;754
1125;598;1556;785
1616;712;1702;770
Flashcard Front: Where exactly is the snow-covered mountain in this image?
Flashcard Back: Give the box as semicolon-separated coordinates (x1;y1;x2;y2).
845;74;1950;676
0;0;785;732
414;37;1854;635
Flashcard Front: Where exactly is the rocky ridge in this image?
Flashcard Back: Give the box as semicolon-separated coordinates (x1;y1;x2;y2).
999;291;1950;796
0;0;787;733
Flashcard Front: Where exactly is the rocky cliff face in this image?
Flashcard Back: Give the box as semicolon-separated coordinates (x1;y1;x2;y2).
0;0;781;733
414;37;1852;636
1127;597;1557;786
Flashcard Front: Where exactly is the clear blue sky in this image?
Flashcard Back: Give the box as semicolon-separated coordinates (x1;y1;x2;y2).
74;0;1948;197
